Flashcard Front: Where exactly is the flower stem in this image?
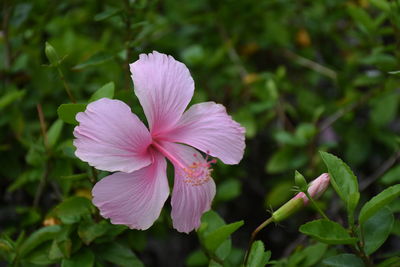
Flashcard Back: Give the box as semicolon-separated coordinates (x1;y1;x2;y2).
304;191;329;220
244;217;274;265
56;67;76;103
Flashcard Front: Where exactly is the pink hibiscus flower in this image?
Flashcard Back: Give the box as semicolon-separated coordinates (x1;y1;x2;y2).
73;51;246;233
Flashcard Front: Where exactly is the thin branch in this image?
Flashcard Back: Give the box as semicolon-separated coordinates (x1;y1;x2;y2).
33;163;50;207
217;24;248;80
319;88;377;133
56;67;76;103
360;150;400;191
36;104;49;151
284;50;337;80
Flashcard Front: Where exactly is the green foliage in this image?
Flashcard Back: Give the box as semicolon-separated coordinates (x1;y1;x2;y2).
203;220;244;253
322;254;365;267
363;207;394;255
50;196;94;224
320;151;359;208
358;184;400;224
246;241;271;267
2;0;400;265
88;82;115;102
96;242;144;267
57;104;87;125
19;226;62;257
61;249;95;267
198;211;243;263
299;219;357;245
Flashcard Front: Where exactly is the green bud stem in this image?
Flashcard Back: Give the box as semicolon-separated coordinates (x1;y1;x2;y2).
272;197;304;222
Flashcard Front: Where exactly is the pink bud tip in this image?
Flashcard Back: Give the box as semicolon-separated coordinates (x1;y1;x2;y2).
293;173;330;205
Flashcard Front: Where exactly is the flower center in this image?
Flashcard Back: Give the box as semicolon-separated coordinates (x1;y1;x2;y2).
151;142;215;186
182;153;216;186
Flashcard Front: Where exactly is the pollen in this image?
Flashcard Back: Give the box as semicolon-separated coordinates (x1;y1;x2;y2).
182;153;216;186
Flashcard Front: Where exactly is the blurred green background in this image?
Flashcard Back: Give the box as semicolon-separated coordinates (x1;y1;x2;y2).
1;0;400;266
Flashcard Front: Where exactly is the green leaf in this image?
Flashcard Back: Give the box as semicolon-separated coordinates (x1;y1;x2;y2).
358;184;400;224
57;104;87;125
78;220;110;245
347;5;376;35
322;254;364;267
266;147;307;174
0;237;15;262
370;92;399;127
89;82;115;102
319;151;359;208
197;211;232;260
49;239;63;260
61;249;94;267
203;220;244;252
96;242;144;267
94;7;121;21
209;260;223;267
299;219;357;245
380;165;400;185
47;119;64;148
51;196;93;224
377;257;400;267
363;206;394;255
73;52;114;70
347;192;360;226
185;249;208;267
215;179;241;202
198;210;226;236
301;242;328;267
24;242;57;265
0;90;26;110
246;241;271;267
19;225;62;257
369;0;391;12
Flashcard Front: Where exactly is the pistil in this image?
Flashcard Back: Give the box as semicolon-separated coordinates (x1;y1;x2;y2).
151;142;216;186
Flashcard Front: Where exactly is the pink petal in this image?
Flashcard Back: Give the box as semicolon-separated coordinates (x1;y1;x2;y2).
162;142;216;233
73;98;152;173
162;102;246;164
92;152;169;230
293;173;330;205
130;51;194;136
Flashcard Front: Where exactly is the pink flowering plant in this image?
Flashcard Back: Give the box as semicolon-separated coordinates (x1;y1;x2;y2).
73;51;246;233
3;2;400;266
52;51;399;266
3;34;400;265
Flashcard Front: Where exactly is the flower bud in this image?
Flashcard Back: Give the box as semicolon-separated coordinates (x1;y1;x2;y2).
293;173;330;205
271;173;330;222
294;170;308;192
45;42;60;67
272;197;304;222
